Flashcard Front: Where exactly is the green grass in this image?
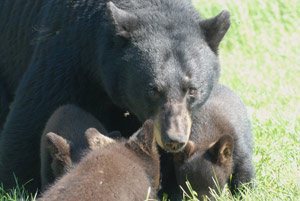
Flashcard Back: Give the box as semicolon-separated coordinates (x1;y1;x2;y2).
1;0;299;200
0;186;37;201
0;176;37;201
182;0;300;200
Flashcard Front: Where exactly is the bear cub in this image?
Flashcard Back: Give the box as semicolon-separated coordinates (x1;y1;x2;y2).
39;120;160;201
40;104;120;190
173;84;255;200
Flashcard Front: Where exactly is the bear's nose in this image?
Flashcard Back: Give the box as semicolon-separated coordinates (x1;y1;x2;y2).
164;141;185;152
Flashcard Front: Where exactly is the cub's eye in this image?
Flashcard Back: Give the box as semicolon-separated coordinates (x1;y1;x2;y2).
188;88;197;96
184;141;197;159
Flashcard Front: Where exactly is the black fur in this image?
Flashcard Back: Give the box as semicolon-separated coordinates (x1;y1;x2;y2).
0;83;11;131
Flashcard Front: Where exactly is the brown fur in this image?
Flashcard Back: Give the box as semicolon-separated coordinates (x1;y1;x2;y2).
40;104;109;191
39;120;160;201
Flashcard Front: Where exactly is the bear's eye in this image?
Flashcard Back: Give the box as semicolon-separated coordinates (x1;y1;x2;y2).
148;90;157;97
188;88;197;97
148;85;161;100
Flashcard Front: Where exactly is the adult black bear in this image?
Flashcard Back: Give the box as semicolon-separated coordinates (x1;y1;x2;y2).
0;0;230;192
0;83;10;131
161;84;254;200
40;104;121;191
39;120;160;201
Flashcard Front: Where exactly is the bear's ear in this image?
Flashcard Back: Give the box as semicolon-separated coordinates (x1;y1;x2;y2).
85;128;116;150
107;1;138;38
208;135;234;165
46;132;71;164
127;119;157;156
200;10;231;54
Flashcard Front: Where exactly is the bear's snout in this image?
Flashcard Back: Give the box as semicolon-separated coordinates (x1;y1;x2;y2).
153;101;192;152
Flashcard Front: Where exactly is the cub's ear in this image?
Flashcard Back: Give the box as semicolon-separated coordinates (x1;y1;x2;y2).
208;135;234;165
173;141;197;162
127;119;157;156
107;1;138;38
200;10;231;54
85;128;116;150
46;132;71;164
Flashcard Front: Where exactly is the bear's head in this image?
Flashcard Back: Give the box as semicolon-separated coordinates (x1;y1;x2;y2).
100;1;231;152
45;129;119;180
173;135;234;200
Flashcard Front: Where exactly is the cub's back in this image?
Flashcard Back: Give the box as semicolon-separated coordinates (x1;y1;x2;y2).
40;143;155;201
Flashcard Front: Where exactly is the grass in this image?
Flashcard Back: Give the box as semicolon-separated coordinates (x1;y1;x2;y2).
183;0;300;200
0;185;37;201
0;176;37;201
1;0;299;200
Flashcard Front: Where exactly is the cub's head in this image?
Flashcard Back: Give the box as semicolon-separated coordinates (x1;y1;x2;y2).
87;120;160;191
100;2;230;152
45;129;119;179
173;135;234;200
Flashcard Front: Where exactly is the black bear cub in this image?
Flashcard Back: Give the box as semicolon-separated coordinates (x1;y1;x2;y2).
40;104;121;190
39;120;160;201
173;84;254;200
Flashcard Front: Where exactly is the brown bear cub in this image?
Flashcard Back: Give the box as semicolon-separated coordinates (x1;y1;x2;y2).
39;120;160;201
40;104;121;191
173;84;254;200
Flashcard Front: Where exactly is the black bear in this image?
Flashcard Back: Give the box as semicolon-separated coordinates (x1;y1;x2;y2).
38;120;160;201
40;104;121;191
161;84;254;200
0;83;10;131
0;0;230;192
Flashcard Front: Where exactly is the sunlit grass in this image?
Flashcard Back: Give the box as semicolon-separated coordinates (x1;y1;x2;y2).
184;0;300;200
0;176;37;201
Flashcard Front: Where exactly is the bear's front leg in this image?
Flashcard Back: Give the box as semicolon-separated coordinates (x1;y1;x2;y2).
230;147;255;195
0;63;83;194
0;83;11;131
